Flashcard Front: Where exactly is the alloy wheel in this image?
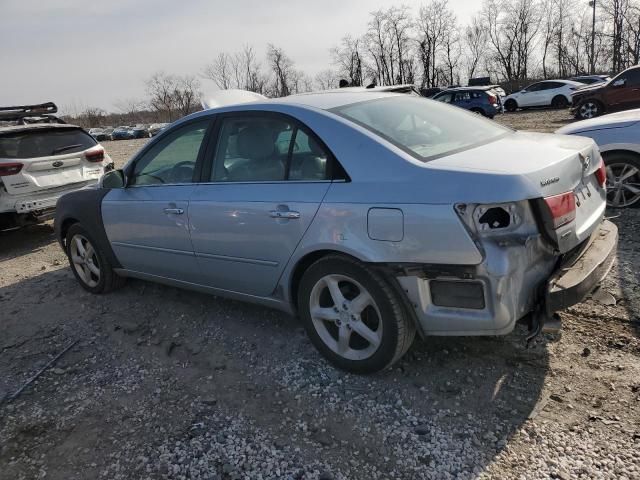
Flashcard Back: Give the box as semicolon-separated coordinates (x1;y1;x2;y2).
69;234;101;287
309;274;383;361
579;101;599;119
606;162;640;207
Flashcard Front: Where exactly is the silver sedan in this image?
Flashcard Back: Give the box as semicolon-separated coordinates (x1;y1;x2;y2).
557;109;640;208
55;91;617;373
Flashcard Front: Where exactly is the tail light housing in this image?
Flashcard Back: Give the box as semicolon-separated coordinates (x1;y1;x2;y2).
543;192;576;229
488;94;497;105
85;146;105;163
594;159;607;188
0;162;23;176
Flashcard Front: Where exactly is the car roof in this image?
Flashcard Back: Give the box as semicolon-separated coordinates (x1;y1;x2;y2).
269;90;411;110
0;123;81;135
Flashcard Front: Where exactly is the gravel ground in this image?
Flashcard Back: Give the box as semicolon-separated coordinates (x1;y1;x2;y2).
1;108;639;480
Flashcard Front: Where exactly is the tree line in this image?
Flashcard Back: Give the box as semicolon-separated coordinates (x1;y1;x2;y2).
66;0;640;126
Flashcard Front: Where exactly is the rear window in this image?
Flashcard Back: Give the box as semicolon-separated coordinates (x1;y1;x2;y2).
0;128;97;159
331;96;510;161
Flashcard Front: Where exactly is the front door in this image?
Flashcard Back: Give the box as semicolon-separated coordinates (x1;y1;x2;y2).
102;119;210;283
189;113;332;296
604;69;640;112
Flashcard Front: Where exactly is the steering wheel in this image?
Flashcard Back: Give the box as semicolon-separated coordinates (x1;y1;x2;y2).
170;161;196;183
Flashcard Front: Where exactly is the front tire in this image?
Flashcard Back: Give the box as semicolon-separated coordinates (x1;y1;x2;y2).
65;223;125;293
504;99;517;112
576;100;602;119
297;255;415;374
603;152;640;208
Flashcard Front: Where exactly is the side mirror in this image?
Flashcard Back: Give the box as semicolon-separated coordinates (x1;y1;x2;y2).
612;79;626;87
520;89;527;93
100;169;125;189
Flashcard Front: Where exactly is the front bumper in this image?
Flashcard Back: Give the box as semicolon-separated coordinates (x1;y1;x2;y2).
546;219;618;313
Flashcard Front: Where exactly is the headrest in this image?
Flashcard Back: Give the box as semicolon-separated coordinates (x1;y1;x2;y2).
237;125;274;159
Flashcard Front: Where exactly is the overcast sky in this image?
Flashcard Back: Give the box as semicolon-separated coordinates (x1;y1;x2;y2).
0;0;478;114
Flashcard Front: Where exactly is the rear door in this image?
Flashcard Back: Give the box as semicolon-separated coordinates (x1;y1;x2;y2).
102;119;211;283
189;112;332;296
0;127;102;194
453;91;473;111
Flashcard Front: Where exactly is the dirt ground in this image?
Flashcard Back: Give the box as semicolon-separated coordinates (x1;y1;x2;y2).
1;109;639;480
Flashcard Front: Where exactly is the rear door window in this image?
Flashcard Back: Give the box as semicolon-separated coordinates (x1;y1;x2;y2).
0;128;97;159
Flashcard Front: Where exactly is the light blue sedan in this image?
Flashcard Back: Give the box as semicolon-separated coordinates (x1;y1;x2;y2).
54;91;616;373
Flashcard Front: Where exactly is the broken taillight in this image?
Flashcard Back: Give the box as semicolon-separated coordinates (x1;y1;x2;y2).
594;159;607;188
85;146;105;163
0;162;23;176
488;94;497;105
544;192;576;229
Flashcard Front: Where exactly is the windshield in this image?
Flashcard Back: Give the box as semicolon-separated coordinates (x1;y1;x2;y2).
331;96;510;161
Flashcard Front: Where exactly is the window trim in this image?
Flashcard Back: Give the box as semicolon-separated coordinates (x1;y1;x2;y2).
199;110;348;184
124;117;215;188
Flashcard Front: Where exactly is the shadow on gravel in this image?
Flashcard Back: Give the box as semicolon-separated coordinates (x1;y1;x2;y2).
609;211;640;339
0;264;550;479
0;223;56;262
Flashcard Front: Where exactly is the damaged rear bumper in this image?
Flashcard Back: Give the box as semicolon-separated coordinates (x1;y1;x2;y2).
546;219;618;313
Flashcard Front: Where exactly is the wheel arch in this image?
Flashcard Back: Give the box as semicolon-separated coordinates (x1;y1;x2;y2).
288;249;365;311
59;217;79;248
286;248;426;339
599;146;640;160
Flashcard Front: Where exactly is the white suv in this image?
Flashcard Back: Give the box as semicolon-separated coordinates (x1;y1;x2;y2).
503;79;583;111
0;102;112;231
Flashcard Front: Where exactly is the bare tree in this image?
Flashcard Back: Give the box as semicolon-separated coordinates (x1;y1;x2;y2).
173;75;201;117
417;0;456;87
464;15;488;79
331;35;365;86
483;0;541;82
266;44;295;97
202;53;233;89
114;98;145;124
315;69;339;90
146;72;201;121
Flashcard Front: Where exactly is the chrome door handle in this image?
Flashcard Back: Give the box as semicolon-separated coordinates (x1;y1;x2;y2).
164;208;184;215
269;210;300;219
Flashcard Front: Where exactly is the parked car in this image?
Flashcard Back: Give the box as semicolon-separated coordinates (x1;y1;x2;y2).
149;123;170;136
88;128;110;141
504;80;583;111
130;126;150;138
432;87;502;118
557;109;640;208
570;75;611;86
0;102;112;231
102;127;114;140
571;65;640;120
55;91;616;373
111;126;133;140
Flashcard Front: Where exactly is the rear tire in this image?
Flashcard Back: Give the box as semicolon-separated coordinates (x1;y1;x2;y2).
65;223;125;293
551;95;569;109
297;254;415;374
470;108;485;116
602;152;640;208
504;99;517;112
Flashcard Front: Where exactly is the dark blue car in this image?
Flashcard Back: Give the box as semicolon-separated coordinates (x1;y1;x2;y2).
111;126;134;140
432;87;502;118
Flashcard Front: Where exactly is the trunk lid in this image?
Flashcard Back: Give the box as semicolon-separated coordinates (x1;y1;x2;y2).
428;131;606;253
0;127;106;195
